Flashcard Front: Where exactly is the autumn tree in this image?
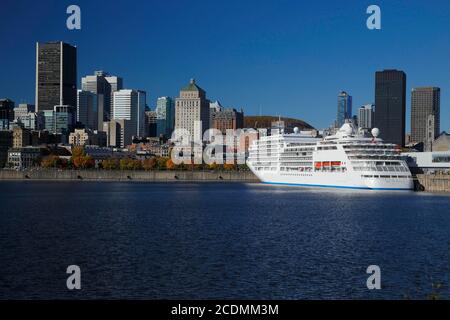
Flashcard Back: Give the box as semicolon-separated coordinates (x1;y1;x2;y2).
166;158;176;170
142;157;157;171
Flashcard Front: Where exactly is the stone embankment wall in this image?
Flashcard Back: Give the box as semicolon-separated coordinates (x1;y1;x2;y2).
415;174;450;193
0;169;259;182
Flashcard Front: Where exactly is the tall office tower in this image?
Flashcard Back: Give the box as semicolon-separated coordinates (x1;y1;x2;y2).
81;71;116;128
411;87;440;146
77;90;98;130
336;91;352;127
145;110;158;137
374;69;406;146
156;96;175;137
136;90;146;138
0;99;15;128
112;89;146;138
35;42;77;112
358;104;375;129
175;79;210;141
105;75;123;112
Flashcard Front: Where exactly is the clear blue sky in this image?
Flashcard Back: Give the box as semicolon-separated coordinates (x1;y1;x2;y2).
1;0;449;131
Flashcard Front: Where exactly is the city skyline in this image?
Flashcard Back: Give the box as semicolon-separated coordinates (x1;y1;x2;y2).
1;0;450;132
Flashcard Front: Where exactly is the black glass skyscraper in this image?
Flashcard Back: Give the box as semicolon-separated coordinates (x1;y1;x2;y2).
35;41;77;112
374;69;406;146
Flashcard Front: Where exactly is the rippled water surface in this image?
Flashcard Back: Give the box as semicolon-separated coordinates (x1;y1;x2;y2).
1;182;449;299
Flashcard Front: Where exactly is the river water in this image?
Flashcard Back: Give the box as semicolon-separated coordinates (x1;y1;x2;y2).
0;182;449;299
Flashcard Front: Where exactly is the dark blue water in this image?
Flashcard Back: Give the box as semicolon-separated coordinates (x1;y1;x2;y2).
0;182;449;299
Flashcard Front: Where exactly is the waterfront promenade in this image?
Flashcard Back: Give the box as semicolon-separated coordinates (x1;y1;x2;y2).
1;169;450;194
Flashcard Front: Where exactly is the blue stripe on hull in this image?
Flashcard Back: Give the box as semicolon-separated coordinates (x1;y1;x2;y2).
262;181;413;191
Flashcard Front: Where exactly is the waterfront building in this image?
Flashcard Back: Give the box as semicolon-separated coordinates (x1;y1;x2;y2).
374;69;406;146
175;79;210;141
69;128;107;147
103;119;133;148
402;151;450;173
156;97;175;137
432;132;450;152
358;104;374;130
7;147;42;169
112;89;146;138
411;87;440;148
336;91;352;128
77;90;98;130
12;127;31;148
211;108;244;134
35;42;77;112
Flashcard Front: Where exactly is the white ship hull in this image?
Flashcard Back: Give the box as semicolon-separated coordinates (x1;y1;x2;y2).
249;168;413;190
246;122;414;191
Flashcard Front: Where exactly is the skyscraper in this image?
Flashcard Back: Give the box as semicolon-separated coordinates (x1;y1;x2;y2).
156;96;175;137
81;71;116;128
112;89;146;138
77;90;98;130
35;42;77;112
358;104;375;130
374;69;406;146
336;91;352;127
411;87;440;146
175;79;210;141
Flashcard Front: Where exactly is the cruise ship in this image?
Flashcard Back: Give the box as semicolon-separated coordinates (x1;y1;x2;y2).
247;121;413;190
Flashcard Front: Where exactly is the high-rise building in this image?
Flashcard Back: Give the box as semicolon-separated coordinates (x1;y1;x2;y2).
358;104;374;130
156;97;175;137
374;69;406;146
411;87;440;146
211;108;244;134
112;89;146;138
336;91;352;127
35;42;77;112
145;110;157;137
175;79;210;141
77;90;98;130
81;71;123;126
